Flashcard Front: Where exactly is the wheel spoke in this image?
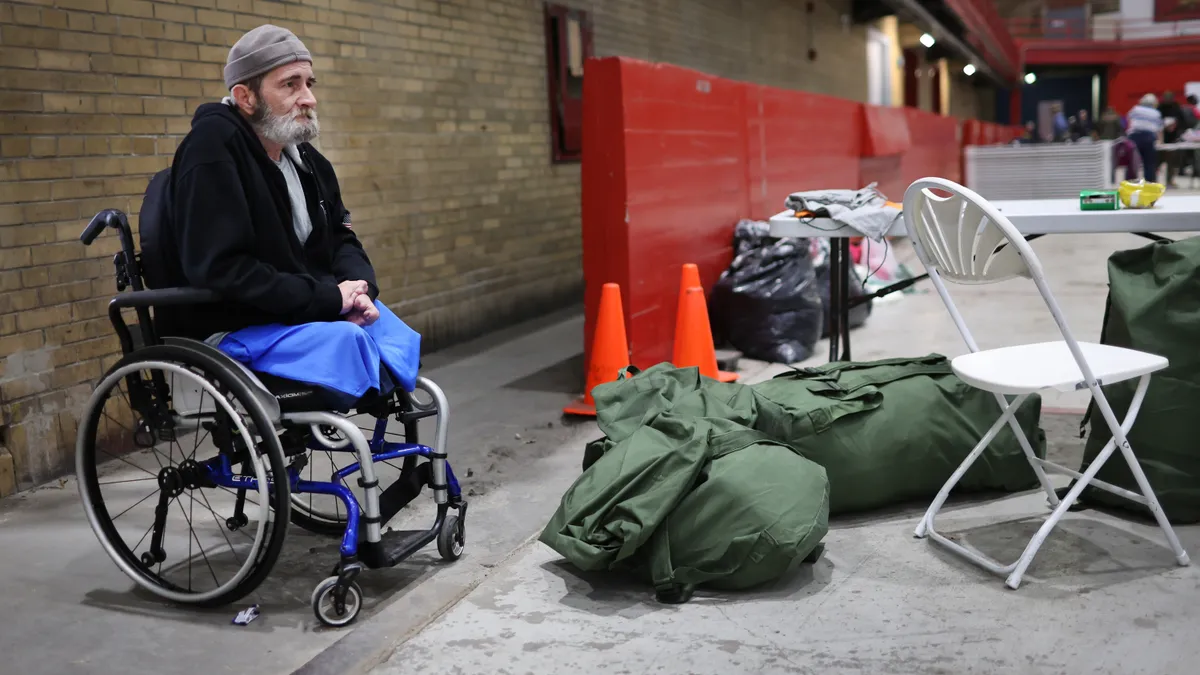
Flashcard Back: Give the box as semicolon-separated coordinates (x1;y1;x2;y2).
174;495;221;590
111;488;160;522
197;488;243;567
78;352;291;607
98;476;158;486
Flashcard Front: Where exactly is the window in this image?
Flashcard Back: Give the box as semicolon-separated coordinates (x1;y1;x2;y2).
544;3;592;163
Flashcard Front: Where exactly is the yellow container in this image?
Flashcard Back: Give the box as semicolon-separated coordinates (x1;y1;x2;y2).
1119;179;1165;209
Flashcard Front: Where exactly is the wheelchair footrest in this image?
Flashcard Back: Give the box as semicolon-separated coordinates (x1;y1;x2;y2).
359;528;436;570
376;462;431;526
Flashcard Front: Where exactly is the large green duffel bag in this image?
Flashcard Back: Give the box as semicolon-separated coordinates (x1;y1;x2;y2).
751;354;1048;516
540;354;1046;600
639;434;829;602
1076;235;1200;524
541;364;830;602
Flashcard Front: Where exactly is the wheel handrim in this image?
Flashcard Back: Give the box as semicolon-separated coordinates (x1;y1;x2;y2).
76;360;273;604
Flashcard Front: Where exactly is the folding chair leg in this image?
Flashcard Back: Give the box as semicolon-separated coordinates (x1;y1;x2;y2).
1005;431;1120;589
1006;375;1188;587
995;391;1060;508
915;394;1030;539
1088;375;1189;566
919;374;1189;591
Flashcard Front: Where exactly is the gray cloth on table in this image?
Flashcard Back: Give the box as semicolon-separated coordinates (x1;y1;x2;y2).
783;183;901;242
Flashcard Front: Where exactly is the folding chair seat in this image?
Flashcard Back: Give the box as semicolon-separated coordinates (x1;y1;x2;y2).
951;341;1166;396
901;177;1190;590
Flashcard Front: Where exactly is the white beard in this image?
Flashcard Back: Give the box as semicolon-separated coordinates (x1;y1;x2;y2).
253;102;320;145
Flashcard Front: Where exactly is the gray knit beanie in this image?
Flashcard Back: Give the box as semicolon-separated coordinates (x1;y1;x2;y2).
224;24;312;90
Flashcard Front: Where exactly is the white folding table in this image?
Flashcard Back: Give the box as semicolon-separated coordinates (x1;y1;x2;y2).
768;195;1200;362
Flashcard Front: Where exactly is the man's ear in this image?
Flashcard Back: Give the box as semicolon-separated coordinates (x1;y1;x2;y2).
230;83;256;116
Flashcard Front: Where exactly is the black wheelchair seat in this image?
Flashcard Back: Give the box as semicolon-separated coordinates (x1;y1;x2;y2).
251;371;335;413
251;368;399;418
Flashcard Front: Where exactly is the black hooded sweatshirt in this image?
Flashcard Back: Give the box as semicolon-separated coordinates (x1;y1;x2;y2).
155;100;378;341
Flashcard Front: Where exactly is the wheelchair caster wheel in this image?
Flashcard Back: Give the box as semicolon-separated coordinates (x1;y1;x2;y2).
311;576;363;628
437;513;465;561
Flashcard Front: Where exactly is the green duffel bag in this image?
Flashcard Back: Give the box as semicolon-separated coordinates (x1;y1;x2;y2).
752;354;1047;516
541;363;830;602
639;434;829;603
1075;236;1200;524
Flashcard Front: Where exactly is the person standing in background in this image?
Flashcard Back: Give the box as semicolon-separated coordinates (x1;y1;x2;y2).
1097;106;1124;140
1070;109;1093;140
1126;93;1164;183
1051;103;1069;141
1158;91;1188;186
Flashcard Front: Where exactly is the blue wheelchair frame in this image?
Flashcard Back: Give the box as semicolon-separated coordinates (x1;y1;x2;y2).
203;414;463;559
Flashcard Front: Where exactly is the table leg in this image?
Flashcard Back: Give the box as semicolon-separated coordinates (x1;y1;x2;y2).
827;240;842;362
839;237;853;361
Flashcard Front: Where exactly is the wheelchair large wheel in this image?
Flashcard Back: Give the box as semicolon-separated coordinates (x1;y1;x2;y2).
76;344;291;608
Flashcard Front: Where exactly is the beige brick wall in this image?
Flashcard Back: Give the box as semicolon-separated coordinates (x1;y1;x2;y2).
0;0;866;493
946;64;998;123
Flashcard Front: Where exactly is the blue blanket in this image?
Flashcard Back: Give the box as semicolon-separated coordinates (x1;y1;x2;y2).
216;300;421;406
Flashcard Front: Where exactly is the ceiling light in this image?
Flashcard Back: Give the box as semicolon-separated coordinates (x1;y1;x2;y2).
963;64;976;76
920;33;935;48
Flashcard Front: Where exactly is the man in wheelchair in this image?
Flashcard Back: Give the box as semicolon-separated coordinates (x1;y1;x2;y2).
154;23;419;414
75;24;464;628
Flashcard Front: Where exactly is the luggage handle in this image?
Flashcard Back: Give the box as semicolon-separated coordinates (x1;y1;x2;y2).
805;389;883;433
778;355;951;395
787;353;945;379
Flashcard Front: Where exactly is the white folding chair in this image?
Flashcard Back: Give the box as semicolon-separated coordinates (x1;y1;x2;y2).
901;176;1190;589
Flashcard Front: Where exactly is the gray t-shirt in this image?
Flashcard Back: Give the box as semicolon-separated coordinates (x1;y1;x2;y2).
273;153;312;245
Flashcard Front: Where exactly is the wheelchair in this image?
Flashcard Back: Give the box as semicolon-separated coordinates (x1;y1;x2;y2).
74;208;467;627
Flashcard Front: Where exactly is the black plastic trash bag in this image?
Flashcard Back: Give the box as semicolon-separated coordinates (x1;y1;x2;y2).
710;220;825;364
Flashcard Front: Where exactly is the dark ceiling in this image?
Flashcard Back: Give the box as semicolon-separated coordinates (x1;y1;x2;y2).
849;0;998;75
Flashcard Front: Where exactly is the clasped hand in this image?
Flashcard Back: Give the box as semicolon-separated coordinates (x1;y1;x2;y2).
338;280;379;327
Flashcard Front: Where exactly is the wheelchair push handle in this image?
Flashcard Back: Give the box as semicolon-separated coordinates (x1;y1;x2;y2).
81;208;130;246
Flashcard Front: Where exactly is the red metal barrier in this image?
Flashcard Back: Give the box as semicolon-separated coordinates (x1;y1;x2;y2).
858;104;912;201
581;57;750;370
902;107;963;187
621;60;748;369
580;56;1018;371
579;56;629;374
861;104;912;157
745;84;862;220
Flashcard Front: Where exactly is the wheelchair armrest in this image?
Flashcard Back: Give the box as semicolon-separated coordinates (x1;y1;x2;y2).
109;287;222;310
108;287;222;357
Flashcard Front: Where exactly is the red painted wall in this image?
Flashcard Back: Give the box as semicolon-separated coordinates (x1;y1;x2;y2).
1109;61;1200;113
580;56;1020;372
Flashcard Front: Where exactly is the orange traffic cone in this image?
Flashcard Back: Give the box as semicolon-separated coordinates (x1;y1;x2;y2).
674;265;737;382
674;285;737;382
564;282;630;416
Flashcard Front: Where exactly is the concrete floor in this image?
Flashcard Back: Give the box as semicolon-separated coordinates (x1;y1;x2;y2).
0;306;602;675
367;228;1200;675
3;220;1199;675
